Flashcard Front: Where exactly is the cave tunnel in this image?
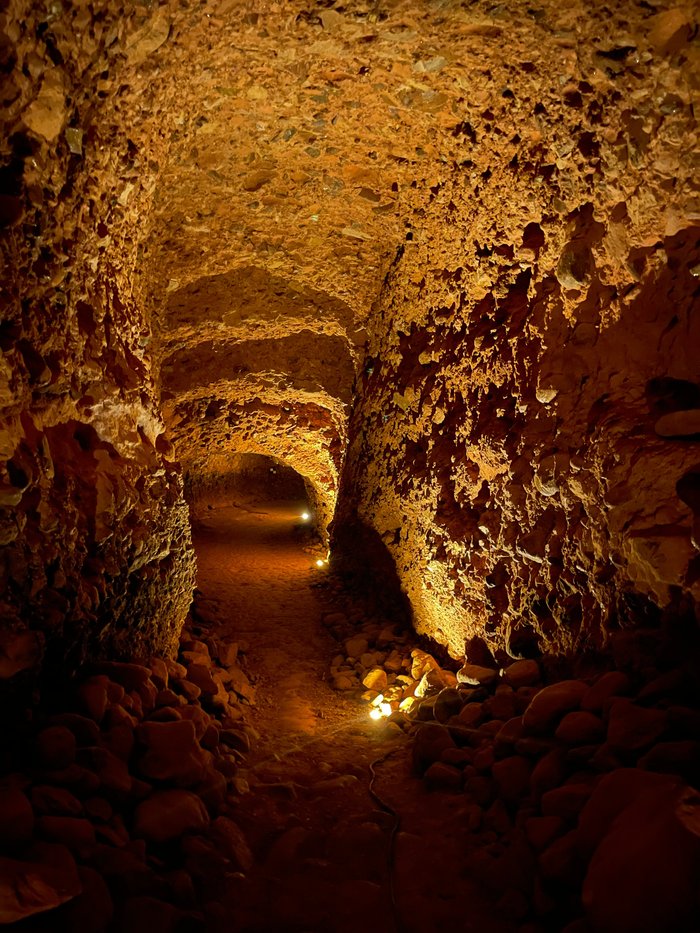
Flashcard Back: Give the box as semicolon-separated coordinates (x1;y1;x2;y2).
1;1;700;931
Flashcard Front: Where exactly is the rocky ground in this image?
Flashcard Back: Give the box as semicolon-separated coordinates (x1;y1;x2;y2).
1;495;699;932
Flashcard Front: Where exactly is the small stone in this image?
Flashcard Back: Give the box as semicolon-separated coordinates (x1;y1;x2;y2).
530;749;569;798
491;755;531;805
194;769;228;810
424;761;463;792
176;679;202;702
228;667;256;703
220;727;250;754
555;711;605;745
208;816;254;871
441;747;473;767
94;662;152;691
606;700;667;752
413;695;437;721
502;659;541;688
37;816;96;853
35;726;76;770
457;702;483;726
62;865;113;933
78;676;110;722
82;747;132;796
344;635;369;658
473;745;495;772
494;716;524;753
41;764;100;796
48;714;100;747
639;740;700;777
516;737;557;759
456;663;498;687
522;680;588;733
415;668;450;698
412;723;456;775
525;815;564;851
410;649;440;680
133;789;209;843
362;667;388;692
0;845;81;923
23;69;67;143
31;785;83;818
136;720;209;785
486;688;517;720
577;769;680;855
496;887;529;922
164;658;187;679
376;625;397;647
434;687;464;723
83;798;112;822
219;641;239;667
581;671;632;712
120;895;182;933
0;788;34;847
155;688;183;707
178;704;213;740
148;658;169;689
333;673;357;691
647;7;692;54
538;830;582;885
185;663;218;695
636;668;686;702
541;784;593;821
484;798;512;835
464;773;494;807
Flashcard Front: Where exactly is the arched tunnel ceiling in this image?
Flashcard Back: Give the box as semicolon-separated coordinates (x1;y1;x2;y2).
148;0;564;508
140;0;698;526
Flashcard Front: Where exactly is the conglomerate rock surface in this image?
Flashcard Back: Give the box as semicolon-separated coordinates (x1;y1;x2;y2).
1;0;699;676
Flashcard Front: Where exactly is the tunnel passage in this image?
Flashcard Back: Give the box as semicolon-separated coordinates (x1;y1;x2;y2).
185;451;326;543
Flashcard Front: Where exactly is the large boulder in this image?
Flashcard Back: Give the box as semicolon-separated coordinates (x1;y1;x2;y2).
583;783;700;933
133;789;210;843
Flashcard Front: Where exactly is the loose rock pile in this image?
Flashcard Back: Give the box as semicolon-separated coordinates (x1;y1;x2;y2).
328;613;700;932
0;606;257;931
411;664;700;931
326;609;457;718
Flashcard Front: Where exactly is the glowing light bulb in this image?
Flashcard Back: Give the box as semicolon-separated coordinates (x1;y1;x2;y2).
369;708;382;720
301;512;310;521
380;702;392;717
315;559;325;568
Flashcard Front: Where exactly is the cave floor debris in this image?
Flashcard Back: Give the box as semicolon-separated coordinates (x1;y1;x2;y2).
190;495;512;933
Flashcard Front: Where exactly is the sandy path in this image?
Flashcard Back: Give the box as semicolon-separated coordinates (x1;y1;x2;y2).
189;496;513;933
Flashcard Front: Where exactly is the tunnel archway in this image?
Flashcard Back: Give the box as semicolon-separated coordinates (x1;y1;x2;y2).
184;451;327;537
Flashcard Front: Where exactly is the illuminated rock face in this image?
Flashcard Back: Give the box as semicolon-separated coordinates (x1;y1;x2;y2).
1;0;698;675
0;1;197;676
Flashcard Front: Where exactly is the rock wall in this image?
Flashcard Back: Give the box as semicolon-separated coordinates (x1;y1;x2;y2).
337;6;700;659
3;0;699;682
0;1;196;681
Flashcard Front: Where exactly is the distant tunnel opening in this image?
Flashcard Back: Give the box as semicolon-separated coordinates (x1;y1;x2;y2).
184;452;325;535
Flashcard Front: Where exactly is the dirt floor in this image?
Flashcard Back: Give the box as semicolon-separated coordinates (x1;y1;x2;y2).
189;494;513;933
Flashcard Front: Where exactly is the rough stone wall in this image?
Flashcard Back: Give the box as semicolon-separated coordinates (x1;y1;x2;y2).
338;5;700;659
3;0;699;680
0;1;196;679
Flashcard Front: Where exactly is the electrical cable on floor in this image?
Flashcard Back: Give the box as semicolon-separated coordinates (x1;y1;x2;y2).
248;711;372;770
243;712;409;932
369;747;404;933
